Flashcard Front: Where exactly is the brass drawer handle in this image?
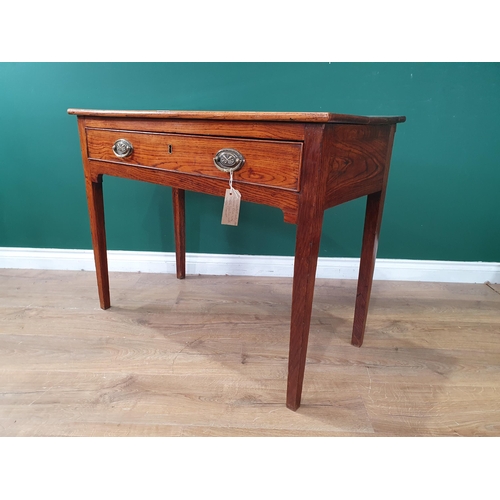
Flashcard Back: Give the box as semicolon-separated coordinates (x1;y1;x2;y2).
112;139;134;158
213;148;245;173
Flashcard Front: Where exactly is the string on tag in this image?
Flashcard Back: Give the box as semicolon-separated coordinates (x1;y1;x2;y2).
229;170;234;192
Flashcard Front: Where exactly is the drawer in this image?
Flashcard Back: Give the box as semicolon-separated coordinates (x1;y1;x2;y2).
86;128;303;191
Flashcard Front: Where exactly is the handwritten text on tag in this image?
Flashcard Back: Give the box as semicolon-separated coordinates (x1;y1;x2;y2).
221;188;241;226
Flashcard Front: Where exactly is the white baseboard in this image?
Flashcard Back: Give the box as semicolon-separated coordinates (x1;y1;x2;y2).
0;247;499;284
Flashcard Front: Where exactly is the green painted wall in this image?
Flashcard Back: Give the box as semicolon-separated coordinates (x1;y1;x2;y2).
0;63;499;262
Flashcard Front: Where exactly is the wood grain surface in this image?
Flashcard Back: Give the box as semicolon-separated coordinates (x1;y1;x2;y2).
68;109;406;125
86;128;303;191
324;124;394;208
1;269;499;436
81;117;308;141
86;160;301;224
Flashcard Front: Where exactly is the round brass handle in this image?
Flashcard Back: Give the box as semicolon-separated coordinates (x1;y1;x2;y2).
213;148;245;173
112;139;134;158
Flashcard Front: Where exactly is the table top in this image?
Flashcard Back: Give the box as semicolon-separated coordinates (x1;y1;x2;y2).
67;109;406;125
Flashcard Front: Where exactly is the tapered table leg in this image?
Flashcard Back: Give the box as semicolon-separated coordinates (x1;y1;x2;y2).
285;123;328;411
85;175;110;309
172;188;186;279
286;212;324;411
351;190;385;347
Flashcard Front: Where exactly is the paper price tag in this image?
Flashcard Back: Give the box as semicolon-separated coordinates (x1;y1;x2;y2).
221;188;241;226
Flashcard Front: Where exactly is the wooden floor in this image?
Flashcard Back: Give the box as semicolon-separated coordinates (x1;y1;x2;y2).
1;268;499;436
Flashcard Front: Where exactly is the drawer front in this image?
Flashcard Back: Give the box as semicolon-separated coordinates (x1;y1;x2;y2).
86;129;303;191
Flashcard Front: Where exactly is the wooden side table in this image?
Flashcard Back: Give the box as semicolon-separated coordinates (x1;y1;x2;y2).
68;109;405;410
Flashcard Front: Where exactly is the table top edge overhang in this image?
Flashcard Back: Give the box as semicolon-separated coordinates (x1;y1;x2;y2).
67;109;406;125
